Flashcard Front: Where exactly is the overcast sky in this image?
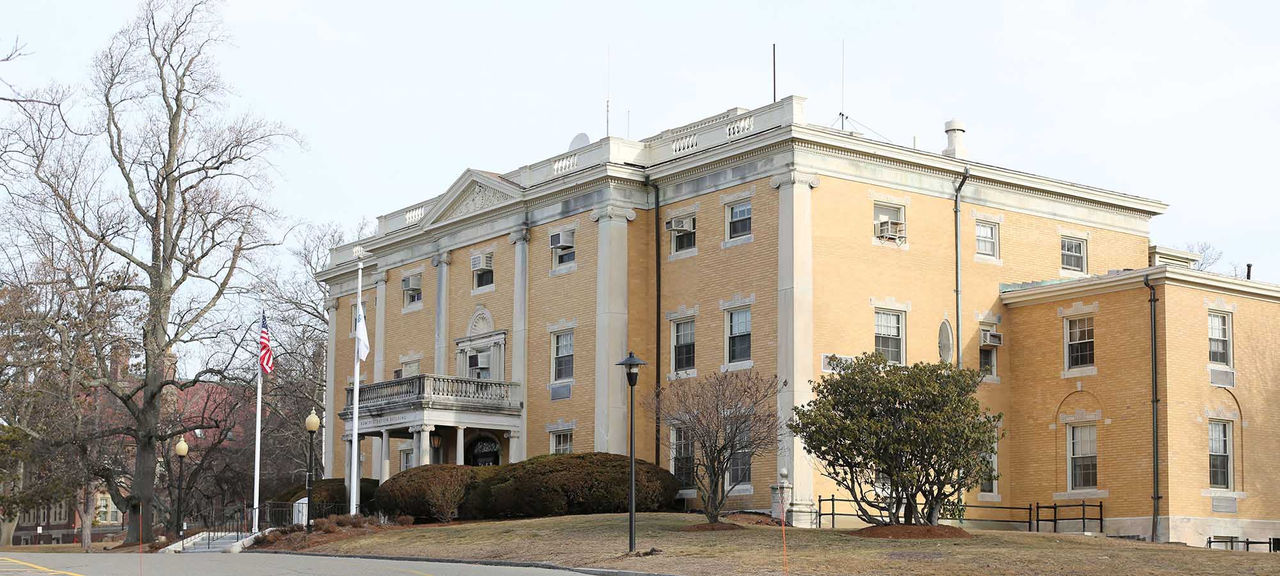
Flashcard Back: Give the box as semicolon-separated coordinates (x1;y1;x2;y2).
5;0;1278;281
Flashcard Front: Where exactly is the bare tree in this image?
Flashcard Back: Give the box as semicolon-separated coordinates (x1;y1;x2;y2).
3;0;293;543
649;371;783;524
1183;241;1223;272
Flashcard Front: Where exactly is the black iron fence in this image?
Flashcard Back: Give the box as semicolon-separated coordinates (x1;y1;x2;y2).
178;506;249;551
1206;536;1279;552
816;496;1034;532
1034;501;1103;533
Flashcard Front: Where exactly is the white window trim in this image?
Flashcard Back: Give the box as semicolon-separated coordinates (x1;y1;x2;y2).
980;346;1000;384
1061;315;1097;379
723;306;752;371
975;220;1000;257
470;283;496;296
670;427;697;499
668;213;698;258
1066;422;1099;492
668;246;698;262
1060;236;1088;274
550;430;573;455
722;200;753;249
551;329;574;384
669;318;697;381
549;261;578;277
871;202;908;250
980;440;999;497
1208;419;1233;491
349;300;369;338
1208;311;1234;369
874;308;907;365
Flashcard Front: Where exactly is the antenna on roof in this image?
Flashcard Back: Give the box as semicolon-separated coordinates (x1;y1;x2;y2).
840;39;846;131
605;45;612;138
772;43;777;103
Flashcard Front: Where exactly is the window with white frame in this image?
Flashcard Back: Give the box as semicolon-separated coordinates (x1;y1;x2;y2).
874;309;905;364
976;221;999;257
728;429;751;487
551;229;576;268
1209;312;1232;367
467;350;491;380
727;201;752;239
979;347;997;378
670;217;696;253
727;308;751;364
553;331;574;382
1209;420;1231;489
1068;424;1098;490
1065;316;1095;370
872;203;906;240
472;253;494;289
673;320;695;372
402;273;423;305
350;301;369;332
400;449;413;472
1061;237;1087;272
980;441;998;494
551;430;573;454
672;426;694;490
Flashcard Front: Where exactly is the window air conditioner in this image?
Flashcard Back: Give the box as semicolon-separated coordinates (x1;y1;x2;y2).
874;220;907;241
471;253;493;271
666;217;695;233
473;352;491;369
401;274;421;291
981;330;1004;347
550;229;575;250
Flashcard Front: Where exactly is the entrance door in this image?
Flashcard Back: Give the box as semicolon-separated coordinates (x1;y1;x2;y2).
466;437;501;466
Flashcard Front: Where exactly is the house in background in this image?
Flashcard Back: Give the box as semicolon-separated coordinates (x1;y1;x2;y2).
316;95;1279;546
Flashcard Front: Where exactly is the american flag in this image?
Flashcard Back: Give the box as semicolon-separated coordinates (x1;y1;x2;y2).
258;313;274;374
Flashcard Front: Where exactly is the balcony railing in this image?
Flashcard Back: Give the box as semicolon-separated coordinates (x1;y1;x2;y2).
340;374;521;417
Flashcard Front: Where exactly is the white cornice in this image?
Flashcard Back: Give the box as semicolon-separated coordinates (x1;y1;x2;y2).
1001;266;1280;307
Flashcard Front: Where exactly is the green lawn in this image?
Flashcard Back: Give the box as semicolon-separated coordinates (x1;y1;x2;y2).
262;512;1280;576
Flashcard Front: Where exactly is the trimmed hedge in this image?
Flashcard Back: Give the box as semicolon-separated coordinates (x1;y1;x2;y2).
275;477;379;509
376;453;680;521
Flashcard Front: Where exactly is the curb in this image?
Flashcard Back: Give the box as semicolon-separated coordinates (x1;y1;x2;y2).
246;549;681;576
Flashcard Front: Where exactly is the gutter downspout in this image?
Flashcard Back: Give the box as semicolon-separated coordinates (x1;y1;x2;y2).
650;177;663;465
1144;274;1161;541
953;167;971;367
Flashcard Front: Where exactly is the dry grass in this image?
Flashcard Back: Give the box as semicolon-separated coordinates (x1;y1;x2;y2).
287;512;1280;576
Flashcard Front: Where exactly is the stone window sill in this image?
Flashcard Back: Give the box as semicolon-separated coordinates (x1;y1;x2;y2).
871;238;910;251
401;302;424;315
471;284;496;296
668;369;697;382
978;493;1002;502
974;254;1003;266
721;235;753;250
1053;489;1108;500
549;263;577;278
668;248;698;262
1061;366;1097;379
721;360;754;373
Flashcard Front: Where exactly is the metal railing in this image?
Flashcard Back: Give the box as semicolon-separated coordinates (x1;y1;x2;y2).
1034;501;1103;533
178;506;249;552
341;373;520;415
1207;536;1279;552
816;496;1034;532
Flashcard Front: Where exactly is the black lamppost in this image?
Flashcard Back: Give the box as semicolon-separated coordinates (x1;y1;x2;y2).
616;351;646;553
305;409;321;534
175;436;189;540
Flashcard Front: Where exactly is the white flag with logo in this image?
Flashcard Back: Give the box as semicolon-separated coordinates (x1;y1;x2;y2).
354;301;370;361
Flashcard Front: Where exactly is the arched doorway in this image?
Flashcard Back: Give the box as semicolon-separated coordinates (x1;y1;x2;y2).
466;436;501;466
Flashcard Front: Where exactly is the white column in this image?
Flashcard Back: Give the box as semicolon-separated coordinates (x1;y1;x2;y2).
374;274;387;381
772;171;820;528
379;430;391;480
509;229;529;463
590;205;636;454
323;300;338;477
341;433;352;484
432;252;451;374
410;427;422;469
455;426;467;465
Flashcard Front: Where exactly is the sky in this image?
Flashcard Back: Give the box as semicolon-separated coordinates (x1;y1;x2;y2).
4;0;1279;281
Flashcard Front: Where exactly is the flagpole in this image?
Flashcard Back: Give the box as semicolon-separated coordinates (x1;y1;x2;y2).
253;324;263;533
349;257;364;515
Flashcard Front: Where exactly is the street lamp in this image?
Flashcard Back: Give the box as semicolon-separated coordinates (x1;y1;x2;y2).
175;436;189;540
615;351;646;553
305;409;321;534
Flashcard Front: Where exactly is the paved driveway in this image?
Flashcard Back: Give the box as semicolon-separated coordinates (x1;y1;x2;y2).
0;553;580;576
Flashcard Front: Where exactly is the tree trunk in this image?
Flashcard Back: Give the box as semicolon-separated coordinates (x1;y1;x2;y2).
0;518;15;547
79;485;93;551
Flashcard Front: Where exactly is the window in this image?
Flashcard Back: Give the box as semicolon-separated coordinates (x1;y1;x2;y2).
551;431;573;454
1068;424;1098;490
1061;237;1086;272
872;203;906;241
555;246;576;266
727;201;752;239
398;361;420;379
467;350;491;380
873;203;903;224
874;310;905;364
1209;421;1231;489
400;449;413;472
728;450;751;486
401;273;423;305
1209;312;1232;366
551;229;576;267
673;320;695;372
976;221;999;257
472;253;494;289
350;301;368;332
672;427;694;490
553;331;573;382
727;308;751;364
671;217;697;253
980;442;998;494
979;347;997;378
1065;317;1095;369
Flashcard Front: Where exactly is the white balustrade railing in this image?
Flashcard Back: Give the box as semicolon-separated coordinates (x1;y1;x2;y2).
343;374;519;414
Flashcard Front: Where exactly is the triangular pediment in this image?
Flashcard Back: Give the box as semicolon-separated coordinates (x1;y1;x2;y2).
423;169;524;227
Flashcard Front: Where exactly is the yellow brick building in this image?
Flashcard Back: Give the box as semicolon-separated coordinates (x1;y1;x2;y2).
316;97;1278;545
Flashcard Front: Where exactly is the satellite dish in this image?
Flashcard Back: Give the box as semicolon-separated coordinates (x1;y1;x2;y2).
568;133;590;151
938;320;954;363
